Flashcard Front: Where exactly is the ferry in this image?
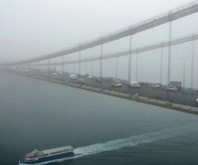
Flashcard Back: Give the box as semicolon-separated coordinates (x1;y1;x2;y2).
19;146;74;165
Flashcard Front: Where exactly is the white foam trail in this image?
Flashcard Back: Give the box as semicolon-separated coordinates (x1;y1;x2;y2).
73;122;198;159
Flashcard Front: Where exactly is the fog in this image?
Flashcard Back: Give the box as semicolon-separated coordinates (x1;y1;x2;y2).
0;0;198;88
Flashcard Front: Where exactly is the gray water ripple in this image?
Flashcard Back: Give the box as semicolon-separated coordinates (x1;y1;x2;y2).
73;122;198;158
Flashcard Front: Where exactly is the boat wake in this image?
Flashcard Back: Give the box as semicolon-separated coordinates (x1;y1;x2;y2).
72;122;198;159
16;122;198;165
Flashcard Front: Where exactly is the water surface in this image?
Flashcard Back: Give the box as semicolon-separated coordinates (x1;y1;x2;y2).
0;72;198;165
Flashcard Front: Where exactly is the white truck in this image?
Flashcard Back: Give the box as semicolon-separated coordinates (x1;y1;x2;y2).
129;81;140;88
69;74;77;80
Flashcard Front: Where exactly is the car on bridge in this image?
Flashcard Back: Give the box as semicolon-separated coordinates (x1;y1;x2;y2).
87;75;93;79
111;79;122;87
78;78;85;84
166;86;178;92
129;81;140;88
69;74;78;80
151;83;161;88
94;76;102;82
168;81;182;91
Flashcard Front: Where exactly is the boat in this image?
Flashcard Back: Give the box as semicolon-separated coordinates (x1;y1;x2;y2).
19;146;74;165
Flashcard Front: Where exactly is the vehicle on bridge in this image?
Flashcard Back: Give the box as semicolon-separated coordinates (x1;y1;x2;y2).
129;81;140;88
52;72;58;76
151;83;161;88
78;78;85;84
111;79;122;87
166;86;178;92
168;81;182;91
94;76;102;82
87;75;93;79
69;74;77;80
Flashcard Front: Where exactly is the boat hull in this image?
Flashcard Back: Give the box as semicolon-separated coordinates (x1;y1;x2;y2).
19;152;74;165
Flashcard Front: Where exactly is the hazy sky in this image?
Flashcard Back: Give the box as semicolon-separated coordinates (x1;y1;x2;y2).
0;0;198;87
